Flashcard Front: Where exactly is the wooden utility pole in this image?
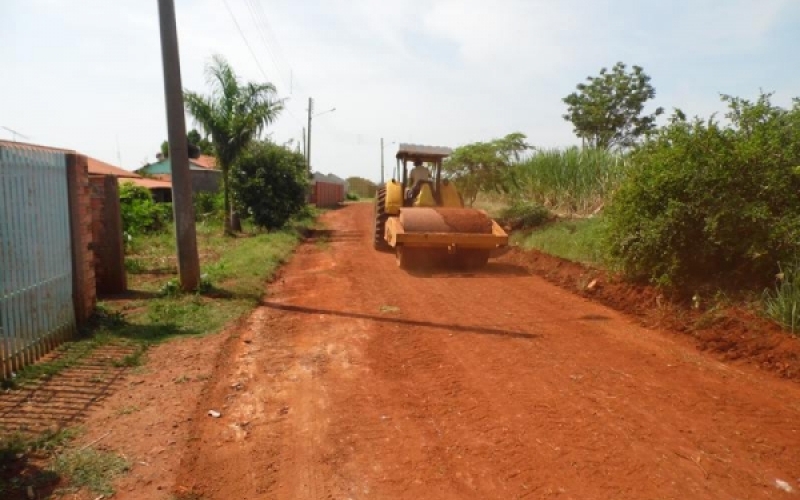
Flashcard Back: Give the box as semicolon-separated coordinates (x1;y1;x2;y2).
157;0;200;291
306;97;313;173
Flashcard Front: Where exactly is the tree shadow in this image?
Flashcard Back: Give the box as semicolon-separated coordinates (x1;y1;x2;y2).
0;447;60;500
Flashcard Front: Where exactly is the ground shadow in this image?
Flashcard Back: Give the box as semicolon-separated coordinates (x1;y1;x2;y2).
405;262;531;278
0;450;60;500
261;301;545;340
0;345;133;434
99;289;161;301
304;228;364;244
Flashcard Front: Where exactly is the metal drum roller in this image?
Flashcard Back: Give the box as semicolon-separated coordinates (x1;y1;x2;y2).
399;208;493;234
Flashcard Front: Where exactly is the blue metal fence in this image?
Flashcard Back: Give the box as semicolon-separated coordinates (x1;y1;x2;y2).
0;144;75;378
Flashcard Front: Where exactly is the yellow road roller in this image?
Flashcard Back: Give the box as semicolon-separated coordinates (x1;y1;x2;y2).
374;143;509;270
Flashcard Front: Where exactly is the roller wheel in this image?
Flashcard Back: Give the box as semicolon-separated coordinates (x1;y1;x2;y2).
373;187;390;251
454;249;490;271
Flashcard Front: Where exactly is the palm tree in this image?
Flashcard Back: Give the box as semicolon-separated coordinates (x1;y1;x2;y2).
184;55;283;233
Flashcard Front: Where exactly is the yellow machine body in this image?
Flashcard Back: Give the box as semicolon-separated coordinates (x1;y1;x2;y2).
384;180;404;215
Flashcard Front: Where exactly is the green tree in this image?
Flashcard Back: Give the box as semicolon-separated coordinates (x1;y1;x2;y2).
184;54;283;233
442;132;529;205
563;62;664;150
187;129;214;155
158;129;214;158
232;141;309;230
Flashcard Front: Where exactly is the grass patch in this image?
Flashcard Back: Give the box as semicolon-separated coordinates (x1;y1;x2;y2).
0;428;80;496
515;217;608;267
5;209;318;388
763;260;800;334
52;447;129;496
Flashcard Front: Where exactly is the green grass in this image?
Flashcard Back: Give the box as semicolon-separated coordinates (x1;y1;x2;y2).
763;260;800;334
52;447;129;496
515;217;608;267
505;147;628;216
6;209;318;386
0;428;80;496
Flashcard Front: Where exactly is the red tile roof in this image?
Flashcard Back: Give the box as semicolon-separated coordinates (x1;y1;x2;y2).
0;139;140;178
87;158;140;178
192;154;217;169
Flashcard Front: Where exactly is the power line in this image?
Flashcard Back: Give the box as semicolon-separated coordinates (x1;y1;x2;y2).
241;0;287;90
220;0;303;128
220;0;271;83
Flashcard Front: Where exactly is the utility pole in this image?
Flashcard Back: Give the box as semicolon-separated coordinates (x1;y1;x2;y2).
306;97;313;173
157;0;200;291
380;137;384;184
302;126;306;165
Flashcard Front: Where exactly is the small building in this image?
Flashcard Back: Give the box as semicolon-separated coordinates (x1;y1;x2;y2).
137;154;221;195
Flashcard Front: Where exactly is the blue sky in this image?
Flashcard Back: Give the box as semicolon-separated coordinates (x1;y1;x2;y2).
2;0;798;181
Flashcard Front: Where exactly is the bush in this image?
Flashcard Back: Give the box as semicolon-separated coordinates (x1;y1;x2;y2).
763;260;800;334
499;202;552;230
605;92;800;288
194;191;224;221
346;192;360;201
119;183;171;235
232;141;310;230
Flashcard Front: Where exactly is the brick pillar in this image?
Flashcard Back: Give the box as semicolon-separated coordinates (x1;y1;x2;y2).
66;154;96;325
90;175;127;294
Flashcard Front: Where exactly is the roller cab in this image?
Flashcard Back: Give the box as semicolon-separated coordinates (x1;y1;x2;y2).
373;144;509;270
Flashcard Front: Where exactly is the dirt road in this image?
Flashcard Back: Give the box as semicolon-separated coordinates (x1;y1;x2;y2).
176;203;800;499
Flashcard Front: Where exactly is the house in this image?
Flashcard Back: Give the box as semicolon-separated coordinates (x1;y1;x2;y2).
137;154;221;195
0;139;173;200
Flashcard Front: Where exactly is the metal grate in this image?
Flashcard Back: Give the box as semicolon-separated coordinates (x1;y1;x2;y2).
0;144;75;378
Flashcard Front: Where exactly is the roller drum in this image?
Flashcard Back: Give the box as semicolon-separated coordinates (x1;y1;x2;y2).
399;208;493;234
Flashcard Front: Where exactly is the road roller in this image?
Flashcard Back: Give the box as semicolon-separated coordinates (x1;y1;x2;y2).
374;143;509;270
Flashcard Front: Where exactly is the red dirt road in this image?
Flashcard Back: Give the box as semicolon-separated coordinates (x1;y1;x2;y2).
176;203;800;499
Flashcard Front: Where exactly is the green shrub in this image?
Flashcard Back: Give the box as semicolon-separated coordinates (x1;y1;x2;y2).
606;92;800;288
193;191;224;221
232;141;309;230
119;183;171;235
346;192;360;201
499;202;551;230
764;260;800;334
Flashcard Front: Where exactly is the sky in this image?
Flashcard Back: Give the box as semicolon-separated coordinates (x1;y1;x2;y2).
2;0;798;182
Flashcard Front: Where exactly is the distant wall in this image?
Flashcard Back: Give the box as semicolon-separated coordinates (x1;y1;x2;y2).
191;170;221;194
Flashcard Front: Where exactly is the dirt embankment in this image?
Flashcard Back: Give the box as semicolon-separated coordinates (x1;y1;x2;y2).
501;247;800;380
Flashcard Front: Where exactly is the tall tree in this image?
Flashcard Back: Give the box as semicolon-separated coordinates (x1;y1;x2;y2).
442;133;529;206
562;62;664;150
183;55;283;233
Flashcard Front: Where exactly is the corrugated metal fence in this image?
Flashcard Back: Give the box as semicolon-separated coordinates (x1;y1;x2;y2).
311;182;345;207
0;145;76;378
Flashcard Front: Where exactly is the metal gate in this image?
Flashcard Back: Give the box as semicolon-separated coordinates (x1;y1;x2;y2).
0;144;75;378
